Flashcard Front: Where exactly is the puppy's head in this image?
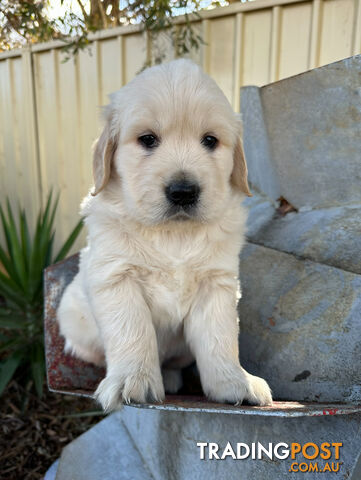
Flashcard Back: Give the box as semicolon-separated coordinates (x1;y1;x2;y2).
92;59;251;225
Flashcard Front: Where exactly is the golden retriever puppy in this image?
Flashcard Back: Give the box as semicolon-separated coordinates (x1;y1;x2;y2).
57;59;272;411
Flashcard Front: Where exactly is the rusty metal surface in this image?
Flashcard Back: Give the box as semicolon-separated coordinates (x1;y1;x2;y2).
44;255;361;417
44;253;105;393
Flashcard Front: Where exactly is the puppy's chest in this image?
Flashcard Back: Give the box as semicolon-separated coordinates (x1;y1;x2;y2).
141;264;199;324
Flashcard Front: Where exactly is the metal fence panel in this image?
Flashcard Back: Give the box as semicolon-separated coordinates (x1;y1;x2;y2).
0;0;360;251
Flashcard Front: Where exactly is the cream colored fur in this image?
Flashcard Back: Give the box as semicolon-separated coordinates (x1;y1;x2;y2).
57;59;272;411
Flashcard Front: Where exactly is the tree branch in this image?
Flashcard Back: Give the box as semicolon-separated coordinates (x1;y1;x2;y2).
97;0;108;29
76;0;88;21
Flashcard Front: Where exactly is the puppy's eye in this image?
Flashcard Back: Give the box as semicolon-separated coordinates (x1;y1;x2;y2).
138;134;159;149
201;135;218;151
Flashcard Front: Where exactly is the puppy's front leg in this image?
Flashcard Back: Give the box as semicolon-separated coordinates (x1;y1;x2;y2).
90;275;164;411
185;276;272;406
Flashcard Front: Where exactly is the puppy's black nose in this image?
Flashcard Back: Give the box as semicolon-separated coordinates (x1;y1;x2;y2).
165;181;200;207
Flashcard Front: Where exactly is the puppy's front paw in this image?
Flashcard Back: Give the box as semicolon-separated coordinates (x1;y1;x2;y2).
203;366;272;406
94;370;165;412
245;373;272;406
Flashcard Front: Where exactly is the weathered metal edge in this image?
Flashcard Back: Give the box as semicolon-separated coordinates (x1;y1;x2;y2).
126;402;361;417
48;384;361;417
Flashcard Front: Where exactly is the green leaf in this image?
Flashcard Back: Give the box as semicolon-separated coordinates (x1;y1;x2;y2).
27;192;60;299
31;343;45;397
19;209;31;272
41;189;54;229
28;211;43;300
0;206;24;290
0;333;9;342
0;307;19;315
44;232;55;268
5;199;27;291
0;271;27;308
47;192;60;234
0;269;23;293
0;314;27;329
0;337;24;353
0;244;19;284
41;191;59;247
54;218;83;262
0;204;13;257
0;350;23;395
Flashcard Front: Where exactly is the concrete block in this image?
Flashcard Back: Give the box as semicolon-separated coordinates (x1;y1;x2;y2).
245;198;361;275
241;87;281;201
238;243;361;403
242;55;361;209
120;406;361;480
55;413;152;480
239;56;361;403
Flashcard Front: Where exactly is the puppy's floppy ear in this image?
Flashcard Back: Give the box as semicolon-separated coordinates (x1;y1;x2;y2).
231;133;252;197
92;115;117;196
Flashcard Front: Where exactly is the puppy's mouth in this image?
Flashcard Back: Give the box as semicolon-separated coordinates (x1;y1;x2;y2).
165;204;198;222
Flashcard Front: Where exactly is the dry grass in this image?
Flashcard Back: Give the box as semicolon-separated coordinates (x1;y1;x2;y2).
0;381;104;480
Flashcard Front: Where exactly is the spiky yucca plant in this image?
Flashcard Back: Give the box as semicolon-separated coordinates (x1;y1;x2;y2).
0;192;83;398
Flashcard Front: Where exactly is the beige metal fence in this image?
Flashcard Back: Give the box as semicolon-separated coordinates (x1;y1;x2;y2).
0;0;360;252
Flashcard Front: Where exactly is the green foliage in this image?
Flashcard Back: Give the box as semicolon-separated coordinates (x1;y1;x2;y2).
0;1;53;49
0;192;83;398
0;0;208;63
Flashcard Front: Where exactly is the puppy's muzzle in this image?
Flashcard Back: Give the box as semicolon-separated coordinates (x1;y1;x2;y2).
165;180;200;208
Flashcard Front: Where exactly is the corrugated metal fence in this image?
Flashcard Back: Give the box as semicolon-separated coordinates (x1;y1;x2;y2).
0;0;360;251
